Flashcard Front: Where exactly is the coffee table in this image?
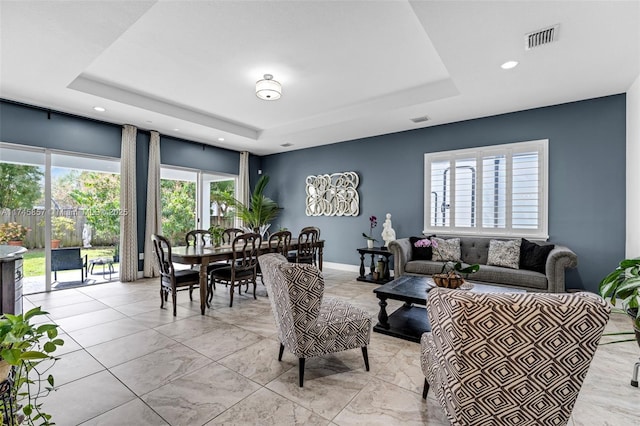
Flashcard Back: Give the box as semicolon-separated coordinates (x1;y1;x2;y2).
372;275;525;342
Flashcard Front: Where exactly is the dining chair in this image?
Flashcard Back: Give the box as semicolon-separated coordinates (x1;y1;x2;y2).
221;227;244;245
258;253;371;387
421;288;610;425
185;229;229;292
151;234;201;316
288;226;320;266
258;230;292;284
208;232;262;307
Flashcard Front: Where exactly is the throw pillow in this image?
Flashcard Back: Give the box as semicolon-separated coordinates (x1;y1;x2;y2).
410;236;432;260
431;237;461;262
520;238;555;274
487;239;522;269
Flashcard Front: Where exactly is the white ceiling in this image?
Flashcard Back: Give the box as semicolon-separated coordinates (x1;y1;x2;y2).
1;1;639;156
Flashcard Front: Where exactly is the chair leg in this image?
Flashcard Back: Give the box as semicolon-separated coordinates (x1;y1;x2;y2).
361;346;370;371
299;358;305;387
189;285;193;301
632;359;640;387
229;284;234;307
172;290;177;316
278;343;284;361
422;378;430;399
160;287;165;309
252;278;257;300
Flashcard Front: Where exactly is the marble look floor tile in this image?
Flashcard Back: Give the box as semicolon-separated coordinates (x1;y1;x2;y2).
333;377;448;426
95;290;157;308
44;370;136;425
115;297;177;316
218;338;296;385
66;317;150;347
54;332;83;356
208;387;329;425
130;305;199;328
374;344;424;394
55;307;127;332
48;348;105;386
266;360;372;419
110;343;212;395
79;399;169;425
86;329;177;368
26;288;84;302
143;363;260;426
45;299;111;320
27;290;96;309
154;315;229;342
181;323;263;361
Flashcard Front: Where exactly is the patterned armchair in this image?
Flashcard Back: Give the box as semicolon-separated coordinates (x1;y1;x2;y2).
421;288;610;426
258;253;371;387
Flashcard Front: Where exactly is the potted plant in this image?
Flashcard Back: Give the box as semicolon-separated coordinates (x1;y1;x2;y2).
51;216;75;249
0;222;30;247
0;307;64;425
234;175;280;236
208;225;224;247
413;238;480;288
599;258;640;348
362;215;378;249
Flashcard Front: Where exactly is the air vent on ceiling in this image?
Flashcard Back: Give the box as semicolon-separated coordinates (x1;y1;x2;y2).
411;115;430;123
280;143;293;147
525;24;559;50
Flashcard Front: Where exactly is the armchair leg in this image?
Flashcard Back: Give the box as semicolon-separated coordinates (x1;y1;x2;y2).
361;346;370;371
632;359;639;387
278;343;284;361
299;358;305;387
422;378;430;399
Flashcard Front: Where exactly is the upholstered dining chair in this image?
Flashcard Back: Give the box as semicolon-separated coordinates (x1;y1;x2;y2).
208;232;261;307
258;253;371;387
420;288;611;426
151;234;201;316
287;226;320;266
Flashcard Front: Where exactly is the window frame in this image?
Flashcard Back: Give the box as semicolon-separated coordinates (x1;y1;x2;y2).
423;139;549;240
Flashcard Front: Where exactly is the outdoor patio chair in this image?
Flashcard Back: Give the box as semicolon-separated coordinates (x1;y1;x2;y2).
51;247;87;282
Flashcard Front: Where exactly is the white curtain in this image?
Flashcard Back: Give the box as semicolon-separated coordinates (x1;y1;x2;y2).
119;124;138;281
238;151;250;226
143;131;161;277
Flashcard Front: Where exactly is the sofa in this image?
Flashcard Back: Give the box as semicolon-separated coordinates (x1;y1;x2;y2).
388;236;577;293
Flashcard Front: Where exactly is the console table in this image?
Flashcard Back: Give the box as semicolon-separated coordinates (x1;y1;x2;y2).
357;246;393;284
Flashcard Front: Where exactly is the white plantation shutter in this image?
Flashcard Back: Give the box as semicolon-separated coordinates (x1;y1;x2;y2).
424;140;548;239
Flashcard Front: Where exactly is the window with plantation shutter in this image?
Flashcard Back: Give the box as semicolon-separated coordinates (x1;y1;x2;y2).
424;140;548;239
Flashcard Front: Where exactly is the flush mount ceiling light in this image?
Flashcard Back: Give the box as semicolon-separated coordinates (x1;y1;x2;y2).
255;74;282;100
93;106;106;112
501;60;519;70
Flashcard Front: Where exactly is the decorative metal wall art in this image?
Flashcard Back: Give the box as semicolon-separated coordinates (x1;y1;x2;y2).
305;172;359;216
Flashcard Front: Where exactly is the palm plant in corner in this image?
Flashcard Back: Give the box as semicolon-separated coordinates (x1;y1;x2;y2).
0;307;64;425
234;175;280;237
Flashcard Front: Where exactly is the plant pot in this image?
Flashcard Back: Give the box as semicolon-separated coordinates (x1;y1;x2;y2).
51;239;61;249
7;240;23;247
367;239;374;249
627;308;640;349
0;360;11;381
432;273;464;289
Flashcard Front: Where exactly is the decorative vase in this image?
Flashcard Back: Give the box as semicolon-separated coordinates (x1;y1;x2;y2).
7;241;23;247
432;273;464;289
367;239;374;249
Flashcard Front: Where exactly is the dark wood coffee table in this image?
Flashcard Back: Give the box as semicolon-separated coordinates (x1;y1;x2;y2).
372;275;524;342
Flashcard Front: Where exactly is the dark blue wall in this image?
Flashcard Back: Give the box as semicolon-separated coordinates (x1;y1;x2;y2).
0;100;247;271
261;94;627;292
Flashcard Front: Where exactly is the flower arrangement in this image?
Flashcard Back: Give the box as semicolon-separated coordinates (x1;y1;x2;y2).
362;215;378;241
414;238;480;287
0;222;30;243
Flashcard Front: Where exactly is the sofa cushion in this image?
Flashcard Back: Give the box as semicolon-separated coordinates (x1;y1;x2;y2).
520;238;555;274
460;237;491;265
405;260;443;275
487;239;521;269
432;237;461;262
470;264;548;290
410;236;432;260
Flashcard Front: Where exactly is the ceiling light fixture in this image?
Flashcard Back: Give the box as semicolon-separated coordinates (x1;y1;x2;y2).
173;128;180;131
255;74;282;100
501;61;519;70
218;137;225;142
93;106;106;112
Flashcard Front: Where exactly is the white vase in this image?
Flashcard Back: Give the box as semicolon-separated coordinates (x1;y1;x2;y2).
367;239;374;249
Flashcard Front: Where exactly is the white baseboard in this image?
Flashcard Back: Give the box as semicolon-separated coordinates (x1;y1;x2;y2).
322;262;360;272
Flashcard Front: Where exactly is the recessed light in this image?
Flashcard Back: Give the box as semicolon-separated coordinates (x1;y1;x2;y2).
218;137;225;142
93;106;106;112
173;128;180;131
501;61;519;70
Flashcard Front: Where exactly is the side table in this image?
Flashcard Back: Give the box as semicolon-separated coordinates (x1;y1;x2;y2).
357;246;393;284
89;258;115;280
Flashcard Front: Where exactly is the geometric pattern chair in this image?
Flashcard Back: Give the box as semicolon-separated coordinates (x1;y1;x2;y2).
421;288;611;426
151;234;201;316
258;253;371;387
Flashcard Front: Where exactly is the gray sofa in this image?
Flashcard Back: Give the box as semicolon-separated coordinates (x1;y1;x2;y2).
388;236;577;293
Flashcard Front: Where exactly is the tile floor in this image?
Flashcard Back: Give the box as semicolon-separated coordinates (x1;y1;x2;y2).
22;269;640;425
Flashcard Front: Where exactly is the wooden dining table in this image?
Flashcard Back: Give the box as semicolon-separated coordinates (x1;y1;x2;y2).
171;239;325;314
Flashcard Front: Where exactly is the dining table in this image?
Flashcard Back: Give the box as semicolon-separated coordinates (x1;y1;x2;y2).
171;238;325;315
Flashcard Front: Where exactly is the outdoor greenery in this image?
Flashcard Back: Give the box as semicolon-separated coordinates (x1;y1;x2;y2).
0;164;43;214
70;172;121;244
161;179;196;246
22;247;116;277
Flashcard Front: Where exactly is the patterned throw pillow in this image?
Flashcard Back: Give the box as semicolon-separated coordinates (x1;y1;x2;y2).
432;237;461;262
487;239;522;269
